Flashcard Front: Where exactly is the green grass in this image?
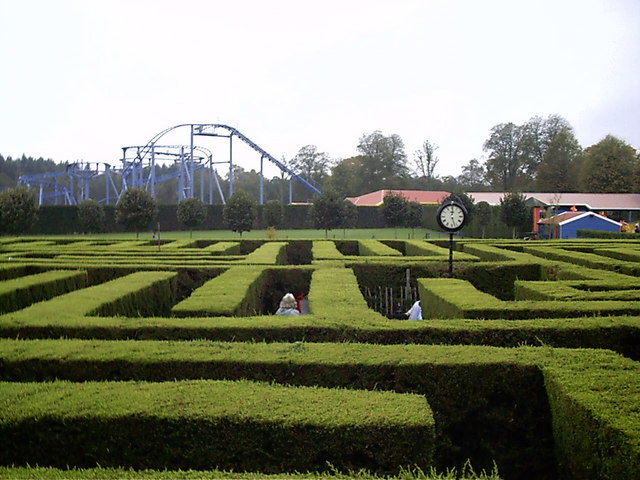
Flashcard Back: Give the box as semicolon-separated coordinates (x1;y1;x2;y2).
67;228;451;241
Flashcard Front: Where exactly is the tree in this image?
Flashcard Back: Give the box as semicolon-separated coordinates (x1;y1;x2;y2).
357;131;409;191
177;197;207;238
406;201;423;237
290;145;331;186
341;199;358;237
326;156;366;196
77;199;106;233
223;190;256;237
115;188;158;238
500;192;530;238
520;114;574;176
309;188;345;237
413;140;439;179
474;201;492;238
263;200;284;228
580;135;637;193
382;192;409;237
483;122;526;191
536;129;582;192
0;185;39;234
457;159;487;190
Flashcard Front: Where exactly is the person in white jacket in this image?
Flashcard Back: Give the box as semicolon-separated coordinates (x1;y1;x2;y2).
405;300;422;320
275;293;300;316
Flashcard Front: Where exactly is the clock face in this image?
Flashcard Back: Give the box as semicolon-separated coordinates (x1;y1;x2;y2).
436;202;467;232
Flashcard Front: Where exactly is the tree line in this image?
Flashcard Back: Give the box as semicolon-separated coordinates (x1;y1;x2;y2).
0;182;531;241
2;114;639;205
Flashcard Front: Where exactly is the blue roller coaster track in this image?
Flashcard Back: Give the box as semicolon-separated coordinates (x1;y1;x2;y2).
17;123;319;206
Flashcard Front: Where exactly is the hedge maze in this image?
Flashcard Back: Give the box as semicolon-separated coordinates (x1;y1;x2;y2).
0;236;639;480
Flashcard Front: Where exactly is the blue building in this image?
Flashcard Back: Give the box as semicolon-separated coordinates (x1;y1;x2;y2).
537;211;622;239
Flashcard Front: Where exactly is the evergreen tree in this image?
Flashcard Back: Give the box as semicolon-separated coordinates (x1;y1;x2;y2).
115;188;158;238
77;199;106;233
309;188;345;237
406;201;424;237
223;190;256;237
341;199;358;235
177;197;207;238
263;200;284;228
500;192;530;238
0;185;39;234
474;201;492;239
382;192;409;238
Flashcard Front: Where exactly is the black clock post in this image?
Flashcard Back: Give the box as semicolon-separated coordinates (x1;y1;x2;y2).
435;200;468;277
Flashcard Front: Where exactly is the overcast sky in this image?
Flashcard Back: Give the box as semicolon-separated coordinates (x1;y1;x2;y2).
1;0;639;179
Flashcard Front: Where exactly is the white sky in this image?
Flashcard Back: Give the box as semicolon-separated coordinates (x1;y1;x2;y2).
1;0;639;179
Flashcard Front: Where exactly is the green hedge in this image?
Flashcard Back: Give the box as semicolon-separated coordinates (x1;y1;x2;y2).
543;355;640;480
172;267;263;317
358;240;403;256
0;271;178;321
418;278;640;319
592;247;640;262
0;378;434;474
2;341;637;479
241;242;288;265
203;241;241;254
577;228;640;239
523;245;640;276
0;270;87;313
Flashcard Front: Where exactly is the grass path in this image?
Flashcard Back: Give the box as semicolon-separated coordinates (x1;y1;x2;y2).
70;227;452;241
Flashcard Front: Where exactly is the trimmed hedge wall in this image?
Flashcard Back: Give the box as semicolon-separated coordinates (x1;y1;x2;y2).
0;270;87;313
2;340;638;480
0;378;434;474
1;236;640;479
25;204;388;234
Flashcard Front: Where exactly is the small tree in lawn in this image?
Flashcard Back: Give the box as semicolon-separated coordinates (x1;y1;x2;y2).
309;188;344;238
177;197;207;238
500;192;530;239
223;190;256;237
406;201;423;238
0;185;39;235
115;187;158;239
77;199;106;233
341;199;358;237
263;200;284;228
382;192;408;238
475;201;492;238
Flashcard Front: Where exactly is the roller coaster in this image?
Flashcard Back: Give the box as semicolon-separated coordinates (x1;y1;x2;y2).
18;124;320;205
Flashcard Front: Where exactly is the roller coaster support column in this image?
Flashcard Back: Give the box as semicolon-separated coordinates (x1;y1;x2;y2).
259;155;264;205
200;159;205;203
105;165;111;204
229;134;234;198
149;146;156;198
189;125;195;199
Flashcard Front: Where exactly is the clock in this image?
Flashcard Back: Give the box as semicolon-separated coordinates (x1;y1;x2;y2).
436;200;468;232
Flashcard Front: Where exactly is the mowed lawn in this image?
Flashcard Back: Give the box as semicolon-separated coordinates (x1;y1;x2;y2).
78;227;452;241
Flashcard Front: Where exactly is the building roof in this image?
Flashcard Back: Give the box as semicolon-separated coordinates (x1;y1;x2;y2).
538;211;622;226
469;192;640;210
346;190;450;206
346;190;640;210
